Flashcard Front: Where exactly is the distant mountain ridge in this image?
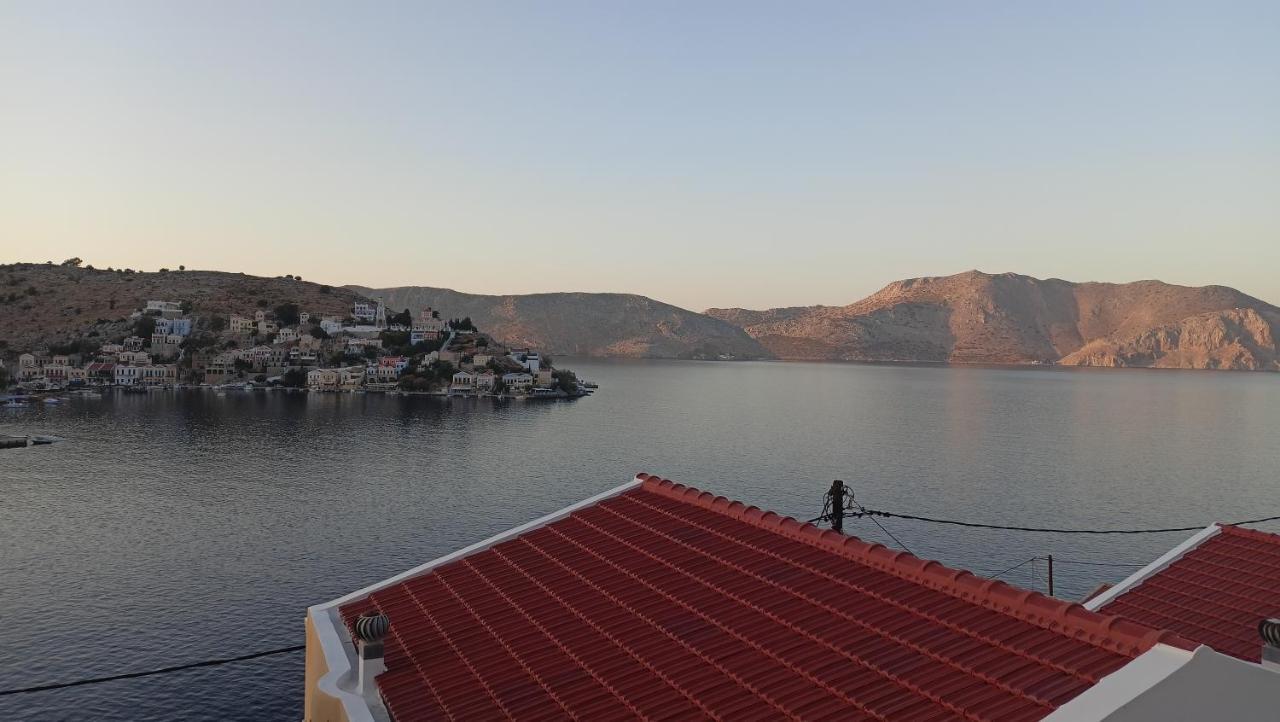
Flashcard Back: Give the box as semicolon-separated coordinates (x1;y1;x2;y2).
346;285;769;360
706;271;1280;370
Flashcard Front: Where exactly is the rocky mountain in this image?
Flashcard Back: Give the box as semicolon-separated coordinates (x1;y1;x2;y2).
706;271;1280;371
347;285;769;360
0;263;365;353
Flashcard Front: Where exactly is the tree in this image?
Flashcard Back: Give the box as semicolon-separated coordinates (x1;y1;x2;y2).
61;257;83;267
159;268;170;273
309;324;329;339
0;365;9;389
553;369;578;394
135;316;157;338
178;265;185;271
274;302;300;326
209;315;227;332
180;300;194;313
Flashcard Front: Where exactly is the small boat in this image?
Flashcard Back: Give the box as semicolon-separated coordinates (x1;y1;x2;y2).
42;397;62;405
2;398;31;408
28;435;62;445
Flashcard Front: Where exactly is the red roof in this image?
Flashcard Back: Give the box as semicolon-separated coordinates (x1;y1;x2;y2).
341;475;1192;721
1097;524;1280;662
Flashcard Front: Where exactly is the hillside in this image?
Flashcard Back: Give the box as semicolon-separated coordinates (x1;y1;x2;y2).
0;263;365;353
706;271;1280;371
347;285;770;360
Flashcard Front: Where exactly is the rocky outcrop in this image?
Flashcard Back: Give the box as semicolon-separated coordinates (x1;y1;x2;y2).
1061;308;1279;370
707;271;1280;371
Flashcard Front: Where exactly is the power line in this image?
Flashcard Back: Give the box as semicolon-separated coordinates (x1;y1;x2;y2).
849;508;1280;535
1051;558;1148;568
986;556;1038;580
0;644;304;697
865;513;915;556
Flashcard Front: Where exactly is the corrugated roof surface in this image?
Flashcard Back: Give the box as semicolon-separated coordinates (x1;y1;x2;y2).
1098;524;1280;662
340;475;1190;721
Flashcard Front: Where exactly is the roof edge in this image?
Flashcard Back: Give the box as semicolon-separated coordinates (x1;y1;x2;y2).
637;473;1197;657
308;476;645;722
1040;643;1197;721
1083;524;1221;612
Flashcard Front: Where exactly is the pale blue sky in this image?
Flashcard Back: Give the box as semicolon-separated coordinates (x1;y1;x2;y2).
2;1;1277;310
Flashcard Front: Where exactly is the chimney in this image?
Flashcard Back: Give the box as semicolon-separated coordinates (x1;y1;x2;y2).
1259;618;1280;670
354;611;390;696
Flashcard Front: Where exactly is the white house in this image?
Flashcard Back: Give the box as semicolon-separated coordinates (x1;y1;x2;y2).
450;371;475;394
114;365;142;386
123;336;146;352
319;316;343;335
145;300;182;314
475;372;496;392
508;349;542;373
275;327;300;344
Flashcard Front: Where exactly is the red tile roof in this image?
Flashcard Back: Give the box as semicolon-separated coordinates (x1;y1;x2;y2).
340;475;1192;721
1097;524;1280;662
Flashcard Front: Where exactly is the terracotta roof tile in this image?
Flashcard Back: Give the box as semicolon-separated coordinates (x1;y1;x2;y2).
1098;524;1280;662
341;474;1190;721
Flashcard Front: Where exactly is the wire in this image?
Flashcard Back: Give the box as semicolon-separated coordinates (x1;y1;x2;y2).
1051;559;1148;568
853;508;1280;535
865;513;915;556
986;556;1038;580
0;644;304;697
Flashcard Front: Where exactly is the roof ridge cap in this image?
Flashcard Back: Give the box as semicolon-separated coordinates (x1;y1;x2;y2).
635;473;1197;657
1217;523;1280;543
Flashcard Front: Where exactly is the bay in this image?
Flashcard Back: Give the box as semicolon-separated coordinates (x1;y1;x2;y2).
2;359;1278;720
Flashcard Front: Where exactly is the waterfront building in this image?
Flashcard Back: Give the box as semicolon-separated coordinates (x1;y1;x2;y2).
140;364;177;386
501;371;533;392
307;368;339;390
474;371;496;392
304;474;1280;722
449;371;474;394
113;364;142;386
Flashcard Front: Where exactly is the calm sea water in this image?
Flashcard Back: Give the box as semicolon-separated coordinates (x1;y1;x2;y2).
2;359;1278;720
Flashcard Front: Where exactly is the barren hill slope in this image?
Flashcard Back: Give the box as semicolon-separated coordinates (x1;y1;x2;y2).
706;271;1280;370
348;285;769;360
0;263;365;353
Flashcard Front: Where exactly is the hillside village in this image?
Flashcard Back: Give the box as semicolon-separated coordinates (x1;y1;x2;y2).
0;293;591;399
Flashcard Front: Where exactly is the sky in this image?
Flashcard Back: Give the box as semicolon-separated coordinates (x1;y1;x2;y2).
1;2;1277;311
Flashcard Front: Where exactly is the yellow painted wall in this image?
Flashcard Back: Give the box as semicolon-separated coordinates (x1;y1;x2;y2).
304;613;349;722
